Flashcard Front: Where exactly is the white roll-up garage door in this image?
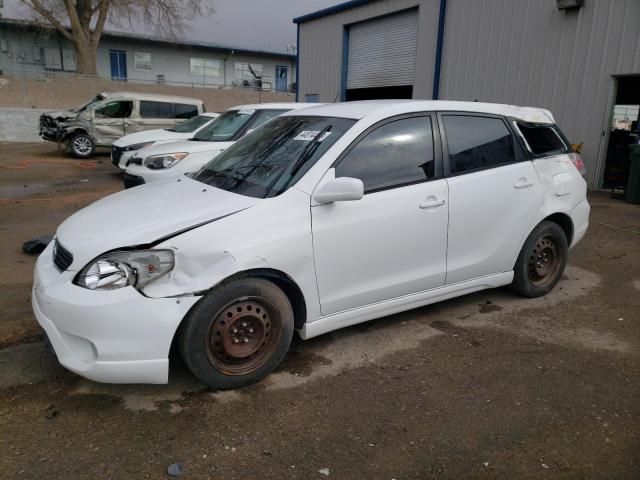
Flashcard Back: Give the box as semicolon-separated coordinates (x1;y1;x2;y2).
347;9;419;90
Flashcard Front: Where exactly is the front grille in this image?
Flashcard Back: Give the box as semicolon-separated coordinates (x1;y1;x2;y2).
111;145;123;166
53;239;73;271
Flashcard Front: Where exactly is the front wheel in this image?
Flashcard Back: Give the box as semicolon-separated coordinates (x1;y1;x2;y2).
179;277;294;389
511;221;568;298
69;133;95;158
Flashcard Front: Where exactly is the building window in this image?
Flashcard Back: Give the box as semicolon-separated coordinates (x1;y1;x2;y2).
235;62;263;82
134;52;152;71
190;58;222;77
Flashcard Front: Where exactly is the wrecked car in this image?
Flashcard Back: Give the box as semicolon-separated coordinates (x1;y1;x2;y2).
32;100;589;390
39;92;204;158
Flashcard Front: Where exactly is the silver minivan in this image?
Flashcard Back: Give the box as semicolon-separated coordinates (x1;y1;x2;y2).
38;91;204;158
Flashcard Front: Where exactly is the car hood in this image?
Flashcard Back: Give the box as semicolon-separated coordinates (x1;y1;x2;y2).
113;129;191;147
135;139;235;158
56;176;259;269
42;110;77;121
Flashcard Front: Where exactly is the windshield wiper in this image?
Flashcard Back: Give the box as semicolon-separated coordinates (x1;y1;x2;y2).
290;125;332;176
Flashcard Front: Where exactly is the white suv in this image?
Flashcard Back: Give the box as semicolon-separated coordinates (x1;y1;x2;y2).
122;103;315;188
33;100;589;389
111;112;219;169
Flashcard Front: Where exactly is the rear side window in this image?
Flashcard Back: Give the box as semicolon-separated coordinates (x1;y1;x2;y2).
336;116;435;193
174;103;199;119
442;115;515;174
140;101;173;119
516;123;568;156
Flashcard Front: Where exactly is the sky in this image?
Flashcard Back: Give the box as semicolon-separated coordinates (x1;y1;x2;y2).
1;0;344;53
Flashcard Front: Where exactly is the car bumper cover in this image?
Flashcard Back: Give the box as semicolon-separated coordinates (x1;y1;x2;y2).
32;246;199;384
123;173;146;189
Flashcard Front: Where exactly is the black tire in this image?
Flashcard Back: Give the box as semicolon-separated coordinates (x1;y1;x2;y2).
69;132;95;158
511;221;568;298
179;277;294;389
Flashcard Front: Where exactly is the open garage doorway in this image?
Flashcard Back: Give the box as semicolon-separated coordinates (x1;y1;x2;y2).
343;9;418;102
602;75;640;194
345;85;413;101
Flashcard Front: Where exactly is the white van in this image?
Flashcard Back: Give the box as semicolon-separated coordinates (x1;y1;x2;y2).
111;112;220;169
122;103;317;188
39;92;205;158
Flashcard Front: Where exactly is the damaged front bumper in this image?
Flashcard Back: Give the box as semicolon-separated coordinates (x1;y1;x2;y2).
38;114;64;142
32;243;200;384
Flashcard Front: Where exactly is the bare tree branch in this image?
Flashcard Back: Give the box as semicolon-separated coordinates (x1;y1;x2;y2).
90;0;109;47
19;0;214;75
19;0;74;42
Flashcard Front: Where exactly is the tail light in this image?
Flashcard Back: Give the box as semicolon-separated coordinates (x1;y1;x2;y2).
569;153;587;180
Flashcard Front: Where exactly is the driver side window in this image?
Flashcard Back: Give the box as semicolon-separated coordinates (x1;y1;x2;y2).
95;101;133;118
335;116;435;193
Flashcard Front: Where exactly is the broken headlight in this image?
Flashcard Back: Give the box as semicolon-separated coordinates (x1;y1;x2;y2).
75;250;174;291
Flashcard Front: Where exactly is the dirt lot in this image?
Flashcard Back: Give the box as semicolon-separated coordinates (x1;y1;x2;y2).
1;143;639;479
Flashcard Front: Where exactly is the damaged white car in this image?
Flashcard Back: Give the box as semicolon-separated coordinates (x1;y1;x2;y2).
33;100;589;389
39;92;204;158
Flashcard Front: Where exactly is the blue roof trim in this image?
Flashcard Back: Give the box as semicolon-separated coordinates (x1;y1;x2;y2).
293;0;373;24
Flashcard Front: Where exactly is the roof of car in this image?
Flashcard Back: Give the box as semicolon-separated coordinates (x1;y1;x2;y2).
102;91;203;104
281;100;555;124
227;103;323;111
201;112;220;118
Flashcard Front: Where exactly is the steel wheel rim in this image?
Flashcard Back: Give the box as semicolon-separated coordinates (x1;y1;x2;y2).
73;137;92;155
206;297;281;376
527;235;561;288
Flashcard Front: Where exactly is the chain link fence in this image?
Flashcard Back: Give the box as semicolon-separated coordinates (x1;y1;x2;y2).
0;68;295;112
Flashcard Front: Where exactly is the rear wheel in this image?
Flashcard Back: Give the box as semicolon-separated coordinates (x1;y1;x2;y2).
511;221;568;297
69;133;95;158
179;277;294;389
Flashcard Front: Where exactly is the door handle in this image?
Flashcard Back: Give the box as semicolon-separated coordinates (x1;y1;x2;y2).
514;178;534;189
419;198;446;209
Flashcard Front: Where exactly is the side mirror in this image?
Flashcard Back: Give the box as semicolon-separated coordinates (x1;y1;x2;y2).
313;177;364;204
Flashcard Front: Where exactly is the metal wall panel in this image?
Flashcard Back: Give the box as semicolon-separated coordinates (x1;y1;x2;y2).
298;0;440;102
298;0;640;186
347;9;418;89
439;0;640;186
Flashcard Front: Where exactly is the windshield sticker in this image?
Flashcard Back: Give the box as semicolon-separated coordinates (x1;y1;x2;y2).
293;131;332;141
237;109;256;115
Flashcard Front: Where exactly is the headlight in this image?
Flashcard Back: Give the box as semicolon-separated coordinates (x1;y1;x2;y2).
75;250;174;291
143;152;188;170
124;141;155;152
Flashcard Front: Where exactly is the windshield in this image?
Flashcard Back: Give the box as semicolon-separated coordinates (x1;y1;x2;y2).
192;116;356;198
191;109;286;142
168;115;213;133
73;95;104;113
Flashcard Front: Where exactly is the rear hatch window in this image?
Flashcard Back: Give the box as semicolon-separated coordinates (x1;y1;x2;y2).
516;123;569;156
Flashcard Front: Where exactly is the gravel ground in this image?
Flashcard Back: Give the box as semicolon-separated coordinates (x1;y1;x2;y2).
0;143;638;479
